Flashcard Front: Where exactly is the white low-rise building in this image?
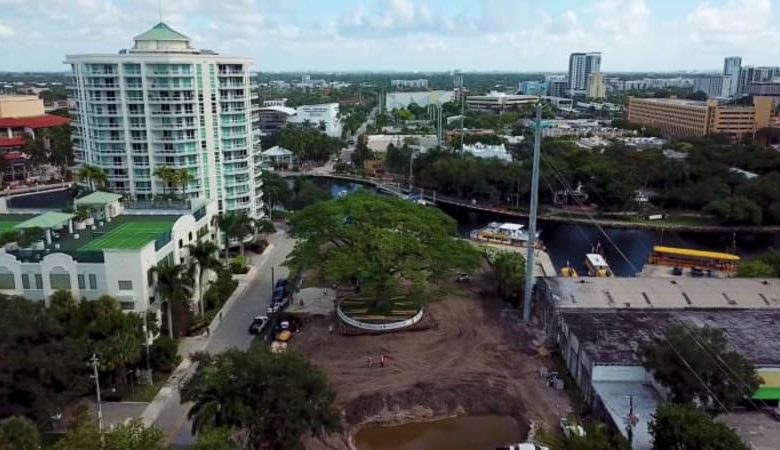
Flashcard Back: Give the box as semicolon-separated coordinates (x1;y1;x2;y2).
466;91;539;114
0;192;218;314
462;143;513;162
288;103;342;138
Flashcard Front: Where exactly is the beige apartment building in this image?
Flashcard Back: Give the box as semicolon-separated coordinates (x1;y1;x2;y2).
587;72;605;99
627;96;773;138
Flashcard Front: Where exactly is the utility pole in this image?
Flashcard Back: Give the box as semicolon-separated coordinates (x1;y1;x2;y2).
459;72;466;156
271;266;275;296
89;354;104;445
522;103;542;322
142;313;152;385
626;394;635;445
408;151;413;192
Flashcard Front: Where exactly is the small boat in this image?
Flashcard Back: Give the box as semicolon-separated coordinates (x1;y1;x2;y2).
337;190;348;198
584;253;613;277
560;261;579;277
470;222;542;248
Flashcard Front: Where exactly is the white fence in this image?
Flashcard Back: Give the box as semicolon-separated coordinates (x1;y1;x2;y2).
336;303;424;331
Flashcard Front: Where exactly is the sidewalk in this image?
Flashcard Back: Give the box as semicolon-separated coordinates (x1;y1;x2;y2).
140;231;284;429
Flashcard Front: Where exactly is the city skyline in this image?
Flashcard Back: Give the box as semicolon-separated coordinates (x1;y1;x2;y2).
0;0;778;72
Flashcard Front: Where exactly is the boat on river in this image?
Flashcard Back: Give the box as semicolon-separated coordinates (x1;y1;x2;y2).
470;222;543;249
560;261;579;277
584;253;613;277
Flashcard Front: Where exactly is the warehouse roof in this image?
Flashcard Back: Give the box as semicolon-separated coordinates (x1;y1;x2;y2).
545;277;780;310
561;309;780;367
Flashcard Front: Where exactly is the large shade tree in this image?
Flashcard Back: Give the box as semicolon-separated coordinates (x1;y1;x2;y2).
286;192;480;305
649;403;749;450
491;251;526;305
641;325;760;411
181;345;340;450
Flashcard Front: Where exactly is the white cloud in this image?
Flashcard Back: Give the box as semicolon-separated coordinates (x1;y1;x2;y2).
0;22;15;39
686;0;779;45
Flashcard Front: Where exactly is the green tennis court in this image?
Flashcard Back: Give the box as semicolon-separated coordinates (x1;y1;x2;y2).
78;220;174;251
0;219;25;234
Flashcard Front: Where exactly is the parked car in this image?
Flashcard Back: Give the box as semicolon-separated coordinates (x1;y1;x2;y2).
456;273;472;283
267;297;291;315
248;315;269;335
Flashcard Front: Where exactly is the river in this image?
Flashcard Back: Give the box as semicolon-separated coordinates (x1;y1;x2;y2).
12;183;776;277
315;178;779;276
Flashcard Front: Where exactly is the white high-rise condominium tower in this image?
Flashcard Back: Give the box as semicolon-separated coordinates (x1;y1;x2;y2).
568;52;601;96
66;23;263;218
723;56;741;97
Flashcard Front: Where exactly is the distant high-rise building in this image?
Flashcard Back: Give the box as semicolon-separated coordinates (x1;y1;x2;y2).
390;79;429;90
723;57;741;97
693;76;732;99
548;80;569;98
586;73;605;99
568;52;601;96
66;23;263;218
738;66;780;94
518;81;548;96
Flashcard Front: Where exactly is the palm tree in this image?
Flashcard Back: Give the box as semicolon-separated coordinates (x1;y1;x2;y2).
78;165;107;192
217;212;255;259
175;168;194;200
153;166;176;197
152;262;194;338
187;240;221;317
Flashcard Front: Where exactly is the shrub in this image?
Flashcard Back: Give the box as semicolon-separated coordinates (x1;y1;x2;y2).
203;269;239;312
246;238;268;254
149;336;178;372
230;255;248;274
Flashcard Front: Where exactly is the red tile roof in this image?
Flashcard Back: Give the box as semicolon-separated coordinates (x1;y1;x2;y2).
0;115;70;129
0;136;25;148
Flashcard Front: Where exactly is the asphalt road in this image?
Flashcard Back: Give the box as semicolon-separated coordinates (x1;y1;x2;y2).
155;230;296;448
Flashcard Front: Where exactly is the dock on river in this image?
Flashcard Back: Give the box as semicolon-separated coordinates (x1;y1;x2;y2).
472;240;557;277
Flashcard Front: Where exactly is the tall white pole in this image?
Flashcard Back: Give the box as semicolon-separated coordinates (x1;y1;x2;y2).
90;354;104;445
523;104;543;322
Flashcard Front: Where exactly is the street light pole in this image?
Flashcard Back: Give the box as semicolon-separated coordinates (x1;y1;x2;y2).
522;103;543;322
142;313;152;384
89;354;104;445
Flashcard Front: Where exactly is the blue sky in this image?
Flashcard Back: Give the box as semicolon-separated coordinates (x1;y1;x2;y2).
0;0;778;72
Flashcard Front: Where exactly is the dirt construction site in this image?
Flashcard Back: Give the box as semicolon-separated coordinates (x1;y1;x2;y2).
293;281;572;449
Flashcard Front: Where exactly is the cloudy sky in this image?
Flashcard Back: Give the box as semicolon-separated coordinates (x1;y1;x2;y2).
1;0;778;72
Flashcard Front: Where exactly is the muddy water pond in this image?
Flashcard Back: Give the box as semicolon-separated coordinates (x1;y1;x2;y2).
354;415;526;450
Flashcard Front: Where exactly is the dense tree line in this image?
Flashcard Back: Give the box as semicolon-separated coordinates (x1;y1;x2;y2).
269;128;343;163
382;135;780;224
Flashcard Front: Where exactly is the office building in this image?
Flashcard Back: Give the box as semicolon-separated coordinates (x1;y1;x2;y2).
256;105;296;135
287;103;342;138
723;56;742;97
465;92;539;114
0;191;218;312
461;143;512;162
0;95;70;150
738;66;780;94
693;76;732;98
586;72;605;99
390;79;429;90
65;22;263;218
627;96;773;138
568;52;601;96
518;81;547;96
547;80;569;98
384;91;454;110
747;81;780;98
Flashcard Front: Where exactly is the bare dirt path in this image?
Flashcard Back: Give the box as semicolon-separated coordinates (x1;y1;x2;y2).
293;286;571;449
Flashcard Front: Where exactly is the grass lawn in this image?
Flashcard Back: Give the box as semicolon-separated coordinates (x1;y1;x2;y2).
79;220;174;251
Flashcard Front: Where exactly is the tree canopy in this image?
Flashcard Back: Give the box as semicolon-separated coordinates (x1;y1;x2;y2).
640;325;760;411
180;346;340;450
276;128;343;163
649;403;749;450
286;192;480;303
52;418;166;450
0;293;157;425
491;251;526;305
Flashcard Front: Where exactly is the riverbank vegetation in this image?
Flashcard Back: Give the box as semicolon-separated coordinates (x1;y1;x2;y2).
382;134;780;226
